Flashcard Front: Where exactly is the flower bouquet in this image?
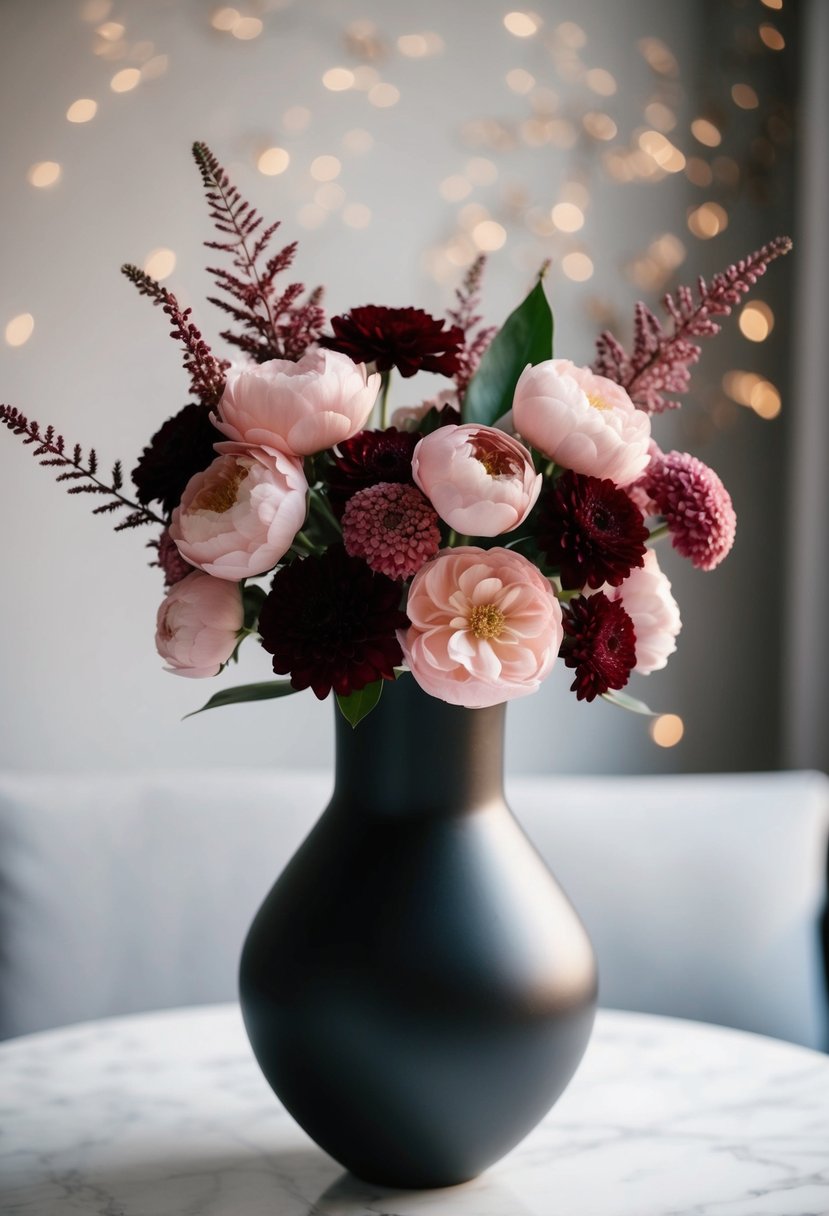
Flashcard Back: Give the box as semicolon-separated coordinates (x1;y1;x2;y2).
0;144;791;727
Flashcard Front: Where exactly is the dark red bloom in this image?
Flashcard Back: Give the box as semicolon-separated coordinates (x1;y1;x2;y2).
537;470;649;591
258;546;408;699
319;305;464;378
132;403;221;517
326;427;418;516
561;592;637;702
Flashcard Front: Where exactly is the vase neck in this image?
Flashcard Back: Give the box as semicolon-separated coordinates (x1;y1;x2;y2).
331;677;506;819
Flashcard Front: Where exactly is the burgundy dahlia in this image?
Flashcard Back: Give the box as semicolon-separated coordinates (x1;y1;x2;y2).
342;482;441;580
326;426;419;515
561;592;637;702
638;449;736;571
132;402;221;517
537;470;649;591
258;546;407;699
320;305;464;378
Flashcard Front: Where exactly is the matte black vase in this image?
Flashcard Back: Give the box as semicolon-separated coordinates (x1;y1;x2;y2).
239;677;597;1189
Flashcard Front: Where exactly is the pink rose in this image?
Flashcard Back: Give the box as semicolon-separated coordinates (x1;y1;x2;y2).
512;358;651;487
169;445;307;580
155;571;243;678
412;424;541;536
600;550;681;674
213;349;380;457
399;546;563;708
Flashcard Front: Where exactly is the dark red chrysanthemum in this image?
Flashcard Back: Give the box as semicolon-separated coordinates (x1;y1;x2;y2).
319;305;464;378
537;470;649;591
561;592;637;702
132;403;221;517
326;426;419;516
258;546;408;699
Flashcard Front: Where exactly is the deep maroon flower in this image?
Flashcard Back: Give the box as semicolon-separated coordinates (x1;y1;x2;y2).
537;469;649;591
326;426;418;516
320;305;464;378
342;482;441;579
561;592;637;702
132;402;221;517
258;546;408;699
638;449;736;571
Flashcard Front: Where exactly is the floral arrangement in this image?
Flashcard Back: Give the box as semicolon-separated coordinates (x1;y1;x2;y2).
1;144;791;725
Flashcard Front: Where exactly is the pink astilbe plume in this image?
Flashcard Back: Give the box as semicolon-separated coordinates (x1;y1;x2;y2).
192;141;325;363
593;237;792;414
446;255;498;397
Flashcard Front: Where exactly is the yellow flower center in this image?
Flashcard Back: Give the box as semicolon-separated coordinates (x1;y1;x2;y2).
587;392;612;411
192;466;249;514
468;603;505;640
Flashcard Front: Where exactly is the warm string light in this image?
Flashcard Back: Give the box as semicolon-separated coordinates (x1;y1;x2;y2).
651;715;684;748
5;313;35;347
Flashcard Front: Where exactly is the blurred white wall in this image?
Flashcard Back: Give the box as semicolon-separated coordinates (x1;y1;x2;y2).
0;0;798;775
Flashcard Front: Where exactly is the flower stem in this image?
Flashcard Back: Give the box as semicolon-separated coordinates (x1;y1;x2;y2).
379;371;392;429
647;522;669;545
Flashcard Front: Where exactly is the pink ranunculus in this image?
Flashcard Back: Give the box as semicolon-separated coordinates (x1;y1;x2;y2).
399;546;563;708
512;358;651;487
169;445;307;580
155;571;244;678
599;549;682;674
213;349;380;457
412;424;541;536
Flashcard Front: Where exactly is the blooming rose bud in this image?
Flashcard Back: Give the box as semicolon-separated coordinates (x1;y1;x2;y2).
155;571;243;678
169;445;307;581
213;349;380;457
598;550;681;674
512;358;651;487
412;424;541;536
399;546;563;708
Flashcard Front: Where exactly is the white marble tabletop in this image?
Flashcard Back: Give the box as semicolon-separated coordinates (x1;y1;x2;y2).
2;1004;828;1216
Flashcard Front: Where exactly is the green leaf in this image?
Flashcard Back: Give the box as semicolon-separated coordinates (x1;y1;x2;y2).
184;680;299;718
242;583;267;632
336;680;384;728
462;273;554;427
601;689;658;716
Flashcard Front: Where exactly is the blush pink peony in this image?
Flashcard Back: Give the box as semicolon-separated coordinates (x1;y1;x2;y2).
599;549;682;674
512;358;651;487
155;570;244;678
169;445;307;580
399;546;563;708
412;424;541;536
213;349;380;457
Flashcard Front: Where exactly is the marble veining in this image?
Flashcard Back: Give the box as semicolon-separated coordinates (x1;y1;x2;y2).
1;1005;828;1216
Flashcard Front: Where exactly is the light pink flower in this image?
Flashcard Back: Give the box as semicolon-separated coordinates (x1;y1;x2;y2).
155;571;243;678
600;550;681;674
412;424;541;536
399;546;563;708
214;349;380;457
390;388;460;431
512;358;651;486
169;445;307;580
342;482;441;579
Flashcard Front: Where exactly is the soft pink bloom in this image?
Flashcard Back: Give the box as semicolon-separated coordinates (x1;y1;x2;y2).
638;448;736;571
214;349;380;457
600;550;681;674
399;546;563;708
390;388;459;431
412;424;541;536
155;571;243;678
342;482;441;579
169;445;307;580
512;358;651;486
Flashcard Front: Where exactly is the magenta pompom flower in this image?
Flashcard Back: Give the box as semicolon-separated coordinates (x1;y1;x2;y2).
537;469;649;591
342;482;441;580
638;449;736;571
561;592;637;702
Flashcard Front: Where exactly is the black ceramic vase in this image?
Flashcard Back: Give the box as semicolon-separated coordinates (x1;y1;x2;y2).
239;676;597;1189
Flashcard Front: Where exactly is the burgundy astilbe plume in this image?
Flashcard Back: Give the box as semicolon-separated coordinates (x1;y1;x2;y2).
561;592;637;702
593;237;792;413
446;255;498;396
0;405;164;530
192;141;325;362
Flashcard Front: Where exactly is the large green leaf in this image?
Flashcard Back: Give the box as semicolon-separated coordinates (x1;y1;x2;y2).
185;680;299;718
336;680;384;728
462;275;553;427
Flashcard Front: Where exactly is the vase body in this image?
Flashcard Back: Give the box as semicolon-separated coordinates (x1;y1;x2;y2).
239;677;597;1189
